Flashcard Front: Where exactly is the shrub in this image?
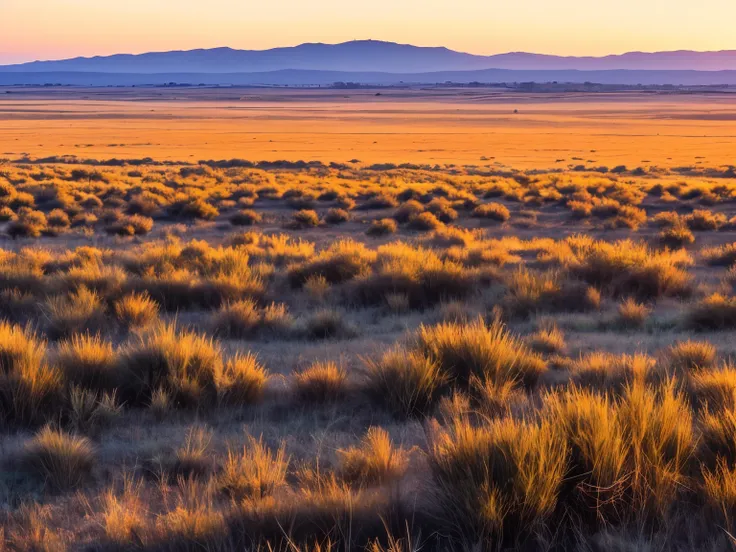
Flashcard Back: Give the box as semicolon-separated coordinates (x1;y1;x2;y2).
293;361;347;403
114;292;159;329
210;298;260;338
527;324;566;354
690;364;736;412
615;298;651;329
667;340;717;373
230;209;262;226
363;347;446;419
658;223;695;249
472;202;510;222
685;209;726;231
288;239;375;287
618;380;694;517
686;293;736;330
502;269;599;317
218;353;268;405
416;318;547;388
118;323;223;407
43;286;105;338
393;200;424;223
181;199;219;220
0;322;61;427
703;243;736;267
47;209;70;229
360;193;398;210
407;212;444;231
105;215;153;236
7;208;47;238
304;309;354;340
22;426;95;491
366;218;397;236
218;435;288;501
428;416;567;541
55;334;118;392
568;200;592;218
168;426;214;480
570;239;692;300
291;209;320;228
543;387;628;516
338;427;408;485
325;208;350;224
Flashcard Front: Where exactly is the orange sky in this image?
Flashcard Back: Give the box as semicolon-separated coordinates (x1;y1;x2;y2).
2;0;735;64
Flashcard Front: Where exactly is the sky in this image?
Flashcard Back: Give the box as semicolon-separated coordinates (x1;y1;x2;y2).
1;0;736;64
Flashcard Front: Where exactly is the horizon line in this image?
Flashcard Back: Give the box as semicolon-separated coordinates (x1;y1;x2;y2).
5;39;736;67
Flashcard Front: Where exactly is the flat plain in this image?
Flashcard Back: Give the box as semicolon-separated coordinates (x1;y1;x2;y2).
2;87;736;551
3;87;736;167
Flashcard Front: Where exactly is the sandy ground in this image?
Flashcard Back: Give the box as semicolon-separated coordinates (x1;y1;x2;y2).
2;87;736;169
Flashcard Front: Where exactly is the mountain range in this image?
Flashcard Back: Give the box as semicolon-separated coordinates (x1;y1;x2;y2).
3;40;736;86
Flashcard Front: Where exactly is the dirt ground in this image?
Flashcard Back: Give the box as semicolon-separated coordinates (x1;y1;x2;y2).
2;87;736;168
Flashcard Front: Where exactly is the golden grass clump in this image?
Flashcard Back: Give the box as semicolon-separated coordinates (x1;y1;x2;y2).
366;218;398;236
119;323;224;408
416;317;547;388
666;340;717;373
502;268;598;317
43;285;105;338
527;324;566;355
293;361;347;403
543;387;628;516
55;334;118;392
615;297;651;329
472;202;510;222
338;427;408;485
618;380;694;518
22;426;96;491
658;222;695;249
428;416;567;541
114;291;159;328
288;239;375;287
685;293;736;330
230;208;262;226
218;435;289;501
292;209;320;228
690;363;736;412
218;353;268;405
304;308;354;340
569;239;693;300
702;242;736;267
702;459;736;531
0;321;61;427
685;209;726;231
363;347;446;418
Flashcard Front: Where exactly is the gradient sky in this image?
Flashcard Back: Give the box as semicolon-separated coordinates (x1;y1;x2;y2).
2;0;735;64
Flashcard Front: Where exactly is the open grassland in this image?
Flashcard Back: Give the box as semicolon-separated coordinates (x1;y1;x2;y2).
4;88;736;169
3;156;736;550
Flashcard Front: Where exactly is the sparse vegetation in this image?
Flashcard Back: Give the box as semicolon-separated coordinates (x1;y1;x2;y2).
1;154;736;550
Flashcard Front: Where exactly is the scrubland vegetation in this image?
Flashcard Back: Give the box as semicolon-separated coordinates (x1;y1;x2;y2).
2;160;736;550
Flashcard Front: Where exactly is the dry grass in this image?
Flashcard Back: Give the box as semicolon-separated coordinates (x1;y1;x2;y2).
113;292;159;329
363;347;446;418
416;317;547;388
118;322;224;407
218;435;289;501
22;426;96;491
337;427;408;485
293;361;347;403
55;334;118;391
2;160;736;549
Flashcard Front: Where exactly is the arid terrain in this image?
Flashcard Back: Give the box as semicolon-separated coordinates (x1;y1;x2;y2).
1;89;736;551
3;87;736;168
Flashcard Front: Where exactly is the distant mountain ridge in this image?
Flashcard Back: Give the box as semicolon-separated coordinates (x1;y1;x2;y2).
3;40;736;74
